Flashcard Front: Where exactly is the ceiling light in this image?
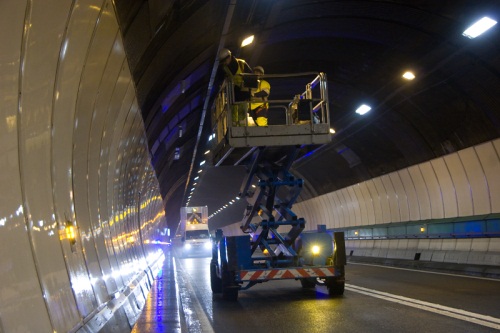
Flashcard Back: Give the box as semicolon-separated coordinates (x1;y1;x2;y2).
355;104;371;115
204;150;210;155
200;160;206;166
194;176;199;180
198;170;202;173
241;35;254;47
462;17;497;39
329;128;336;134
402;71;415;80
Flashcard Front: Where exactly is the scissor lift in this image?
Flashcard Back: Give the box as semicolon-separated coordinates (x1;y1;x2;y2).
209;72;346;301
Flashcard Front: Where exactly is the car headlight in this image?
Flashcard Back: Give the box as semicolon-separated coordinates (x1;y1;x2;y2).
204;242;212;250
311;245;320;255
184;243;192;250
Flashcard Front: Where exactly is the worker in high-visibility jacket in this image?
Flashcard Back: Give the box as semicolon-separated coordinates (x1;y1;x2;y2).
218;48;252;126
250;66;270;126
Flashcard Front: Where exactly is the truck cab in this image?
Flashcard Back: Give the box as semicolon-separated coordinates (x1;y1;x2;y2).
182;223;212;257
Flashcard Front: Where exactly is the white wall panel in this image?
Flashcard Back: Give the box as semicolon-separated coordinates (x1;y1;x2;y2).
455;239;472;251
419;162;444;219
441;239;456;251
428;239;443;250
366;180;384;224
325;194;336;228
398;169;420;221
19;1;81;331
347;186;362;226
0;1;54;330
408;165;432;220
417;239;431;251
471;238;489;252
389;172;409;222
331;191;346;228
91;31;129;288
325;192;338;228
353;184;369;226
381;174;401;222
340;188;355;227
458;147;490;215
475;141;500;213
407;239;418;250
372;178;391;223
318;195;329;227
359;182;376;225
51;0;106;317
431;158;458;218
443;154;474;217
73;0;121;298
488;239;500;252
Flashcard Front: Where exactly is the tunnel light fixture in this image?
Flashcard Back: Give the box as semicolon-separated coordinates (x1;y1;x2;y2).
194;176;199;180
241;35;254;47
204;150;210;155
355;104;371;115
402;71;415;80
463;17;497;38
329;128;336;134
198;169;202;173
200;160;206;166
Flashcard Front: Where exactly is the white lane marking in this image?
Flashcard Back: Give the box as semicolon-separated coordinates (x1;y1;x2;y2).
346;284;500;330
175;258;215;333
349;262;500;282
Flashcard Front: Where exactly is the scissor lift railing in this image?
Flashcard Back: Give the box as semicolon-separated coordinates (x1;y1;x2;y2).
211;72;331;167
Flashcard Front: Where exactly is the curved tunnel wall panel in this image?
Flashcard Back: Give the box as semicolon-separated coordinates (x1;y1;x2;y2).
408;164;432;221
0;1;55;331
459;147;490;215
431;158;458;218
399;168;421;221
389;172;410;222
0;1;167;332
444;153;474;217
419;161;445;219
19;0;82;331
476;141;500;213
381;174;399;223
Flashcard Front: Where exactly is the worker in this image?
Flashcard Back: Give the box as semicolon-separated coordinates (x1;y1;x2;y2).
250;66;270;126
218;48;252;126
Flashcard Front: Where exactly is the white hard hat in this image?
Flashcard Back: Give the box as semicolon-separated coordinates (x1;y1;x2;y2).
218;48;231;61
253;66;264;74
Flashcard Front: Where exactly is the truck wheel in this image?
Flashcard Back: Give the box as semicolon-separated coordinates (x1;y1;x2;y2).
210;260;222;293
300;278;316;288
326;277;345;296
221;266;238;301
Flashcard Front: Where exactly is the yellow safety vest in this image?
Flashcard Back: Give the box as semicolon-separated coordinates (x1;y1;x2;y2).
223;58;247;88
251;79;270;110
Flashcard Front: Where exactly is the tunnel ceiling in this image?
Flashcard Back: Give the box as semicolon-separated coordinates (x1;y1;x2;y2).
114;0;500;230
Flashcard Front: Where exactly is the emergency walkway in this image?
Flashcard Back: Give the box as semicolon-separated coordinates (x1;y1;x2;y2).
132;248;182;333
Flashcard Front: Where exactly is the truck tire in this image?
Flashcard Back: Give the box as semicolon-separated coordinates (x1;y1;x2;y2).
300;278;316;288
210;260;222;293
221;266;238;301
326;277;345;296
